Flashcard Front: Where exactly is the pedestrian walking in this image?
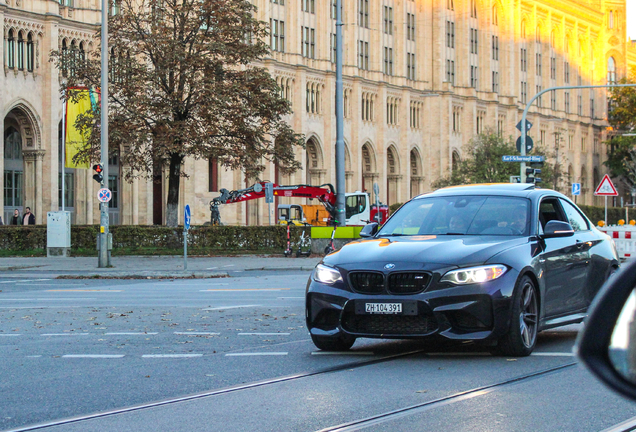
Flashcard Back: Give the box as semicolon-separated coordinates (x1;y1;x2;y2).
22;207;35;225
11;209;20;225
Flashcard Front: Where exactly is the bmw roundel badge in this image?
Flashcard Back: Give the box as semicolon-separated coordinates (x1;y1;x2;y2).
384;263;396;270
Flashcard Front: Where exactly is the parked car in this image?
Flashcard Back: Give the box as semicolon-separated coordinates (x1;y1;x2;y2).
306;183;619;356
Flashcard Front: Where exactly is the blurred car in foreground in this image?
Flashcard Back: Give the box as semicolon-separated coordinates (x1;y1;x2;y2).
306;184;619;356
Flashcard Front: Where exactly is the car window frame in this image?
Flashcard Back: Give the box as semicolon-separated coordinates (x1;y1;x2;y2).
557;198;591;232
537;195;569;235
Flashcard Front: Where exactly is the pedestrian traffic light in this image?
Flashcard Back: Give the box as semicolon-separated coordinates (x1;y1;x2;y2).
92;163;104;184
525;162;542;185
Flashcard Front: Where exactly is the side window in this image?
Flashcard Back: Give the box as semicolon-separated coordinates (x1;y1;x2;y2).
538;198;567;231
559;199;589;231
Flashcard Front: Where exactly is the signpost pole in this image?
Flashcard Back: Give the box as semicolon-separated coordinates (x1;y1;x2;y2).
184;228;187;271
605;196;608;227
98;0;109;268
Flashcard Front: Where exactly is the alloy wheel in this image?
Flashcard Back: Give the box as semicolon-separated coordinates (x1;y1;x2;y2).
519;281;538;348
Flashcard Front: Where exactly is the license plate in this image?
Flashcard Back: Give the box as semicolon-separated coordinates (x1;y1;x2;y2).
365;303;402;314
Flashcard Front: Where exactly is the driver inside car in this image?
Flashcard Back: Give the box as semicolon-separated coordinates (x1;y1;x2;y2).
508;206;528;233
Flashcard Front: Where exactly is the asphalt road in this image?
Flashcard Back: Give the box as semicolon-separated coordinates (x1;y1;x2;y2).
1;271;636;432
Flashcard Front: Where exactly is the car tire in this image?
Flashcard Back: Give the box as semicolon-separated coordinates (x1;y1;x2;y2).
493;275;538;357
311;333;356;351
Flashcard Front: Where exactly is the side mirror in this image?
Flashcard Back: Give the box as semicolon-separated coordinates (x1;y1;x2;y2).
542;220;574;238
359;222;379;238
577;261;636;401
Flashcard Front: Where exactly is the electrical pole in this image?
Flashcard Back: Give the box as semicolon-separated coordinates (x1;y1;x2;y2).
98;0;109;267
334;0;346;227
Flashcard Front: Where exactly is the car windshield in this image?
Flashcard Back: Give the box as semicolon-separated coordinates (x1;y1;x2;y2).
377;195;531;236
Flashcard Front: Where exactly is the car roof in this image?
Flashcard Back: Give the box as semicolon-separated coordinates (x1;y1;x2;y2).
416;183;565;200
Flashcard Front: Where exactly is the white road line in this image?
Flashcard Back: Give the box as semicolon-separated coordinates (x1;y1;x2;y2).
278;297;304;299
225;352;288;357
222;265;235;267
207;283;228;285
26;355;42;358
41;333;90;336
105;332;158;336
311;351;375;356
142;354;203;358
174;332;220;335
62;354;125;359
206;267;218;270
531;352;575;357
203;305;261;310
200;288;287;292
238;333;290;336
0;334;21;337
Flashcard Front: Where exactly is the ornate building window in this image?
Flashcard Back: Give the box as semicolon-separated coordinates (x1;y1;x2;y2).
17;32;24;70
6;29;15;69
26;33;34;72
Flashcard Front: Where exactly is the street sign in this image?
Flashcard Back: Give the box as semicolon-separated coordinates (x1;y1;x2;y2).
184;204;191;230
516;136;534;153
572;183;581;196
264;182;274;204
502;155;544;163
373;182;380;196
594;174;618;196
516;120;533;132
97;188;112;203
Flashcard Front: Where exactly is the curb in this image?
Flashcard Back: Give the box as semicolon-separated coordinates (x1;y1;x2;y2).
56;272;230;279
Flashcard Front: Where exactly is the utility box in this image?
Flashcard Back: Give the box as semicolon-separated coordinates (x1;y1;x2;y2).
47;211;71;257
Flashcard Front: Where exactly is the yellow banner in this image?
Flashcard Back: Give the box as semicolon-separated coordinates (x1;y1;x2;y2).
65;88;94;169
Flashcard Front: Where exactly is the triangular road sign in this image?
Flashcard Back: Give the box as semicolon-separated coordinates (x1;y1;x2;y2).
594;174;618;196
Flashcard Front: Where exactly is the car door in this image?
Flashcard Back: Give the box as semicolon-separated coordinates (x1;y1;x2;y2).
539;197;588;318
559;198;604;308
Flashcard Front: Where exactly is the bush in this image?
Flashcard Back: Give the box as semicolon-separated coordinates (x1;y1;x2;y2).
0;225;312;256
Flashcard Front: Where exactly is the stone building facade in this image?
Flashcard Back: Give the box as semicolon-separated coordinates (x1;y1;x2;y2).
1;0;632;226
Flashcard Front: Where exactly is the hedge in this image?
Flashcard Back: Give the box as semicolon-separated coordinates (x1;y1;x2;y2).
0;225;311;255
0;203;630;255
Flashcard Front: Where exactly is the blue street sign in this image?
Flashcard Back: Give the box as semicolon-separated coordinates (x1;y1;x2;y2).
184;204;191;230
502;155;545;163
572;183;581;196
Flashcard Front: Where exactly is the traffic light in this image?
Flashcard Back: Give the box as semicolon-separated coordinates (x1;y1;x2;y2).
92;163;104;184
525;162;542;185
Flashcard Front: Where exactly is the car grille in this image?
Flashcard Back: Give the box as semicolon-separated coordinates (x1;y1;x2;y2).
388;273;431;294
349;272;384;294
342;313;438;336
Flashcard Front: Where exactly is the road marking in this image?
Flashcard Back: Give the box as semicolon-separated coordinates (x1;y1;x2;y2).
142;354;203;358
46;290;123;292
531;352;575;357
0;334;21;337
62;354;125;359
223;265;235;267
26;355;42;358
278;297;304;299
203;305;261;310
206;267;218;270
311;351;375;356
0;279;39;283
238;332;290;336
601;415;636;432
0;298;97;301
41;333;90;336
174;332;220;336
200;288;290;292
225;352;288;356
105;332;158;336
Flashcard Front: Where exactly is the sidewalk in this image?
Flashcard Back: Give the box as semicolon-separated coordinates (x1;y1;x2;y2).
0;255;323;279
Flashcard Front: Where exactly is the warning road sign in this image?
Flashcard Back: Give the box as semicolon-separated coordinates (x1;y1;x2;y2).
594;174;618;196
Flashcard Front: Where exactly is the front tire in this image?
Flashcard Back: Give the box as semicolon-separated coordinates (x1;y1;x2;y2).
310;333;356;351
493;275;538;357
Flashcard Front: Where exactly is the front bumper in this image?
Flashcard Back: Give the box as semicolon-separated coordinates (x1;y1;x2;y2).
306;269;519;342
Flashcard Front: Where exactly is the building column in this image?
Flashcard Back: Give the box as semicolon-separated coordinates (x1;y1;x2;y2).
22;150;45;223
36;151;43;224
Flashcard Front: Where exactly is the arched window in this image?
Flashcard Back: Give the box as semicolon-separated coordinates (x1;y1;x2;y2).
79;41;85;64
61;38;68;77
492;7;498;26
521;21;526;39
607;57;616;84
26;33;34;72
17;32;24;70
609;11;614;29
4;126;24;208
7;30;15;69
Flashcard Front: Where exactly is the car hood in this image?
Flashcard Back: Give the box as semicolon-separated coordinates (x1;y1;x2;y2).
323;235;528;270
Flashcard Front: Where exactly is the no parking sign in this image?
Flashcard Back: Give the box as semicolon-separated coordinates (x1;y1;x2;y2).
97;188;112;203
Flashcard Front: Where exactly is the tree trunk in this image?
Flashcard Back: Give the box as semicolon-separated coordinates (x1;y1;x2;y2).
166;153;183;227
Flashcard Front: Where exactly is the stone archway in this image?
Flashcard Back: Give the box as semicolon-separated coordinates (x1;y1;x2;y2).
410;148;424;198
361;141;378;201
305;136;325;185
386;145;401;206
3;103;43;224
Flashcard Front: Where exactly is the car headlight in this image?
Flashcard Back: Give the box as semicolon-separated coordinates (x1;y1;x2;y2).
313;264;343;284
440;265;508;285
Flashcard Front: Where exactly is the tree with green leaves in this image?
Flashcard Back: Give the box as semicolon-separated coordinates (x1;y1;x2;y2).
603;67;636;191
432;130;563;191
51;0;303;226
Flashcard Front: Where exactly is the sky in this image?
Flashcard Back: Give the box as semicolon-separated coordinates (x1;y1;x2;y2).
628;1;636;41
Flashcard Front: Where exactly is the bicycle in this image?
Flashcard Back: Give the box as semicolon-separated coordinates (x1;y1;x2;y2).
324;220;338;255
